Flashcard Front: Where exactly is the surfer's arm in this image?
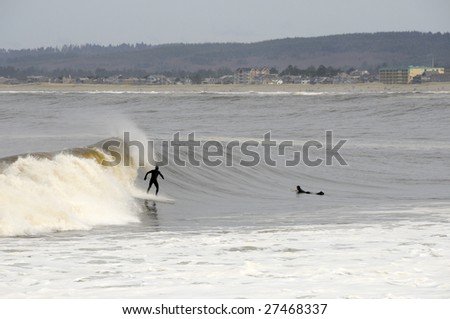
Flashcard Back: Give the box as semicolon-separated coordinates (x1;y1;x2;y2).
159;172;165;179
144;170;152;180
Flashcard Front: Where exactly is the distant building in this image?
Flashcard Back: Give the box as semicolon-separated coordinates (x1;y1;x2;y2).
218;75;234;84
144;75;171;85
234;67;271;84
234;68;252;84
379;67;409;84
0;76;18;84
248;67;270;80
26;75;49;83
429;68;450;82
202;77;220;85
380;66;445;84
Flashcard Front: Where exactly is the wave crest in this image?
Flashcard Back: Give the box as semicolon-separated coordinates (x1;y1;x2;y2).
0;143;142;237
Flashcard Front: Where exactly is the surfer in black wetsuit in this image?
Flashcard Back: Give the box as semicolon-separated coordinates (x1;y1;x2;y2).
144;166;164;195
296;185;324;196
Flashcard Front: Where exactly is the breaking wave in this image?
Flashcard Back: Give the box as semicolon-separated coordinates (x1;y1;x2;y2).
0;141;150;237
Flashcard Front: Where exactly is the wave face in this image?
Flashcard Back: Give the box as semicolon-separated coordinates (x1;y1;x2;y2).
0;146;142;236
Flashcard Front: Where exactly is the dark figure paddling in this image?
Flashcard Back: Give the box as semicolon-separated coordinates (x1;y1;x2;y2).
296;185;324;196
144;166;164;195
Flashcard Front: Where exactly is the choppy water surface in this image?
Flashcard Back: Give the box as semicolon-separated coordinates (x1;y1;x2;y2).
1;90;449;297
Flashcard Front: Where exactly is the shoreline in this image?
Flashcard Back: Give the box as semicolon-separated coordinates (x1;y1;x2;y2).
1;82;450;93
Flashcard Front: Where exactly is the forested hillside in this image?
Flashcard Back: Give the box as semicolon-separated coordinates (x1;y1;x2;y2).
0;32;448;75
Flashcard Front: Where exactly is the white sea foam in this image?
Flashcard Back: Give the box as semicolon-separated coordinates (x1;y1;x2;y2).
0;153;141;236
1;221;449;298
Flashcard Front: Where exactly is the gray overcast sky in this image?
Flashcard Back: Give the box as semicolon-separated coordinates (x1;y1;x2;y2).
1;0;450;49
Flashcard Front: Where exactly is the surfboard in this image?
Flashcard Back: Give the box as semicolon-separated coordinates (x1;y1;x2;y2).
131;189;175;204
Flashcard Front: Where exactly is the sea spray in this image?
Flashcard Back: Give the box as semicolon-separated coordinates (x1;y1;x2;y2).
105;116;155;170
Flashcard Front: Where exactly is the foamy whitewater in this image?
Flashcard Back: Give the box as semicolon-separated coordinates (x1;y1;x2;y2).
0;90;449;298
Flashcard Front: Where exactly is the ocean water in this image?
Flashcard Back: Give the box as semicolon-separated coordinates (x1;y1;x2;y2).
0;89;449;298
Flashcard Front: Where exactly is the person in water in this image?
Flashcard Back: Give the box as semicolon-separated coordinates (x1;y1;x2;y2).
144;166;164;195
296;185;324;196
